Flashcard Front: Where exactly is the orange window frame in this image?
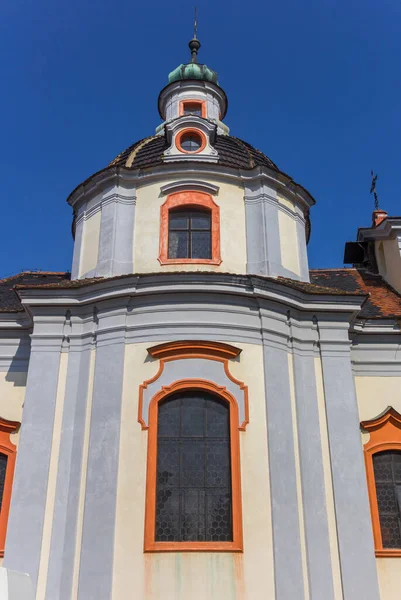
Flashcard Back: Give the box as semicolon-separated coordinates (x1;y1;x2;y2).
158;191;222;266
144;379;243;553
179;100;207;118
361;407;401;557
0;417;19;557
175;128;207;154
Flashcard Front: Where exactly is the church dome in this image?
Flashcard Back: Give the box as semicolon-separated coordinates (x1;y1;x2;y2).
108;133;278;171
167;37;219;85
168;62;218;85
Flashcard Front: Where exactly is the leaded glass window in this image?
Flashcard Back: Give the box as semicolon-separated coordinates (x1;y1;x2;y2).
168;208;211;260
0;454;8;513
373;450;401;548
155;391;233;542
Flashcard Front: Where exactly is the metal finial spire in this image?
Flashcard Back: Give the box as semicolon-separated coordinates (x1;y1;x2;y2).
193;6;198;39
370;170;379;210
189;7;201;63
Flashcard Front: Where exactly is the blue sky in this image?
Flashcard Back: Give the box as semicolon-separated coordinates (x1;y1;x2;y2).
1;0;400;277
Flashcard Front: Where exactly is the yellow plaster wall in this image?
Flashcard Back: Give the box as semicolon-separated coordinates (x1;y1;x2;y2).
278;209;300;276
375;239;401;294
113;342;275;600
277;193;295;212
0;371;26;426
80;211;101;276
355;376;401;600
133;179;247;274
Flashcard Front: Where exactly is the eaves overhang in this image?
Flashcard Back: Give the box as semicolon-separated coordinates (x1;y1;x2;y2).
15;272;366;318
358;218;401;242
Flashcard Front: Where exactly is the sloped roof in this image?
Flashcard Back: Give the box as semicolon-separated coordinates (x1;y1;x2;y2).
108;134;279;172
0;272;70;312
2;269;400;321
310;268;401;319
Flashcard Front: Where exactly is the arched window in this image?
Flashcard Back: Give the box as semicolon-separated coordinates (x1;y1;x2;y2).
361;407;401;557
372;451;401;549
158;191;221;266
168;208;211;260
144;384;242;552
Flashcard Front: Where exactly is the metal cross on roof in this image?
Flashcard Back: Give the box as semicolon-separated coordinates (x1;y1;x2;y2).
370;170;379;210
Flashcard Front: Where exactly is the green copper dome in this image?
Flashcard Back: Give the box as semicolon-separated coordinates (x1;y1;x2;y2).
168;37;219;86
168;62;218;85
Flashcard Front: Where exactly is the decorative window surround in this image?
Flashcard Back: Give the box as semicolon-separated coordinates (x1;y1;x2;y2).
144;379;243;553
179;99;206;118
141;341;245;553
0;417;19;557
138;341;249;431
361;407;401;557
158;192;221;266
163;116;218;163
160;180;219;196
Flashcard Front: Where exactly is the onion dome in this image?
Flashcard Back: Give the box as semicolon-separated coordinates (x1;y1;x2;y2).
168;36;219;85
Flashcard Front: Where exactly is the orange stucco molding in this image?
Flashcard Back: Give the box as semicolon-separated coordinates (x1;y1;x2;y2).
143;378;243;553
138;340;249;431
158;191;221;266
361;406;401;557
0;417;20;557
179;99;207;118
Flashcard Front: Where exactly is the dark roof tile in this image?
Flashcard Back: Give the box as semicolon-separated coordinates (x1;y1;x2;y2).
310;268;401;319
108;133;278;172
0;272;70;313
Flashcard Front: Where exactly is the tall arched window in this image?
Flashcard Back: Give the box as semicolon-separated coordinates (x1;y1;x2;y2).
144;384;243;552
361;407;401;557
372;451;401;549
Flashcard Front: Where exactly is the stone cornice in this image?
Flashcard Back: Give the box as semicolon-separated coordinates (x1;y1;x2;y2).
160;180;219;196
16;272;365;317
358;218;401;242
67;163;315;215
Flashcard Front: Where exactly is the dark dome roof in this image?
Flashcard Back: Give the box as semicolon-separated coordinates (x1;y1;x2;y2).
108;134;279;172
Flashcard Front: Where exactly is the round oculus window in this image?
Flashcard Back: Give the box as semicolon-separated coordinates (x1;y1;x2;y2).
178;131;203;153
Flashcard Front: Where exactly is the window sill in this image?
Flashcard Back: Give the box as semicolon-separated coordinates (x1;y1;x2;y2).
158;257;222;266
144;541;243;553
375;549;401;557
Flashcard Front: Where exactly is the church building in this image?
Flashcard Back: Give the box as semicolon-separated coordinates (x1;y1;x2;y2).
0;36;400;599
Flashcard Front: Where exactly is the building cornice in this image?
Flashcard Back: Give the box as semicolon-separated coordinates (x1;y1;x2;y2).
358;218;401;242
15;272;365;316
66;163;315;215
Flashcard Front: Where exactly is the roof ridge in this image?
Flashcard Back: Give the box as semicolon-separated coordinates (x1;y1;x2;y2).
125;135;160;168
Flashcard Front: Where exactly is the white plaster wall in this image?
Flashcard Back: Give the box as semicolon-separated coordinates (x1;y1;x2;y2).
355;376;401;600
113;342;275;600
133;179;247;274
278;209;300;276
79;211;101;276
375;239;401;294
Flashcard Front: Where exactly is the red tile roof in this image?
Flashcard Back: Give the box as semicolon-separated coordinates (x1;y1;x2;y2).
310;268;401;319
